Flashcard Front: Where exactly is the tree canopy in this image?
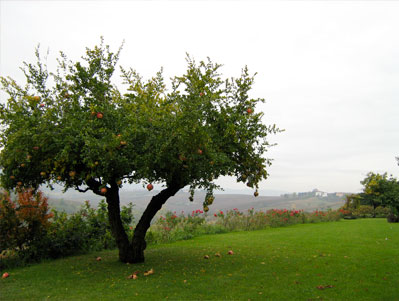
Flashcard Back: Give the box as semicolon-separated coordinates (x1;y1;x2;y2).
0;40;281;262
359;172;399;221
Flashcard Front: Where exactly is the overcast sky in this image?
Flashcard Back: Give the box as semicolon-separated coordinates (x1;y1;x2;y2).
1;0;398;194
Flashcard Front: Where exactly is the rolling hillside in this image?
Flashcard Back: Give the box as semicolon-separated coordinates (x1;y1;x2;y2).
44;188;345;215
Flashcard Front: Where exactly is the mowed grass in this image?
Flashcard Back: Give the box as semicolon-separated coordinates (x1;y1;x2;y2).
1;219;398;300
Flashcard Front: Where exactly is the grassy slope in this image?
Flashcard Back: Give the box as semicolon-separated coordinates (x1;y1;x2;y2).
1;219;398;300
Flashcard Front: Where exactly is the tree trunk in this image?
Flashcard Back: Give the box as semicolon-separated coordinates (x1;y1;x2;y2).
131;182;183;263
105;185;133;263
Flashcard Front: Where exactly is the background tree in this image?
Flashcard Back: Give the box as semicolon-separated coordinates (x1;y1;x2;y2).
360;172;399;222
0;40;281;263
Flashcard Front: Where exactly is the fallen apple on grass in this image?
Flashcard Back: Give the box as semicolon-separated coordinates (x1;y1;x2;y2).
228;250;234;255
127;273;138;280
204;255;210;259
96;257;102;261
143;268;154;276
2;272;9;279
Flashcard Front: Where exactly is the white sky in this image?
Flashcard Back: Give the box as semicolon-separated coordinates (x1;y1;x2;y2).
1;0;399;194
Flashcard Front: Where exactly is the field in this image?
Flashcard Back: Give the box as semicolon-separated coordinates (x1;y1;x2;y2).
1;219;398;300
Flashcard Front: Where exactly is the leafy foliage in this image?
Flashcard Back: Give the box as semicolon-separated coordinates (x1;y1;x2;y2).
361;172;399;218
45;200;134;258
0;39;279;204
0;197;134;268
0;189;53;254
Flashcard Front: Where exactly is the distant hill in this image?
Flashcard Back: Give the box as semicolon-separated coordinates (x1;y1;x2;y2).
47;198;82;214
43;188;345;215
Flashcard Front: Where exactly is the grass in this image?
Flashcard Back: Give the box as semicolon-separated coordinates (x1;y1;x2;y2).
1;218;398;300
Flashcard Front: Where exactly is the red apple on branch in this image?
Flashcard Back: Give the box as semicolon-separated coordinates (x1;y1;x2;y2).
147;183;154;191
247;108;253;114
96;112;103;119
100;187;107;194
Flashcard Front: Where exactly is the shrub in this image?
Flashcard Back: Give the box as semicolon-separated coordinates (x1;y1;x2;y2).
387;213;399;223
0;189;53;262
149;210;206;244
46;200;134;258
353;205;374;218
339;208;355;219
0;198;135;268
211;208;338;232
375;206;391;218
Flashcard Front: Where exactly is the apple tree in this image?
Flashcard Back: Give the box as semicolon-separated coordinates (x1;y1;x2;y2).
0;40;281;263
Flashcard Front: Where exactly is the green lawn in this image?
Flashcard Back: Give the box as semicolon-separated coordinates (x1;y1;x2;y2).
1;219;398;300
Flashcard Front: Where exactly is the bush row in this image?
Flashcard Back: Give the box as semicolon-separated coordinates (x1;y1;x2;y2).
339;205;391;219
147;207;342;245
1;189;350;269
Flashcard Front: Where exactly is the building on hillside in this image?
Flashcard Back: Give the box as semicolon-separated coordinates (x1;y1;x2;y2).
312;189;328;198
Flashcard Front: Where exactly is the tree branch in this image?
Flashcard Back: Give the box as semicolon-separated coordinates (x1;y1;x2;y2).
75;186;91;193
86;178;103;195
